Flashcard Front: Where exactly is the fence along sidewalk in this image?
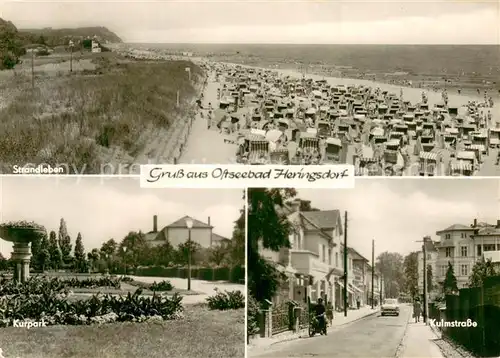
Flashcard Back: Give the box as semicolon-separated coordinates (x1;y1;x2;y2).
429;275;500;357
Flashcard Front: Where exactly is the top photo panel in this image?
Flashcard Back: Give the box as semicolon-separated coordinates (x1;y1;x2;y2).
0;1;499;176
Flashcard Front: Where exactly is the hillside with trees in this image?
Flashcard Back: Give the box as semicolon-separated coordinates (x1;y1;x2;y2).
1;17;122;69
18;26;123;46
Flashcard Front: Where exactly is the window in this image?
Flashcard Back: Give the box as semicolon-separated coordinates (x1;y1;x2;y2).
445;234;451;240
461;246;468;257
484;244;496;252
335;252;339;267
322;245;326;262
477;245;482;256
461;233;468;239
427;254;432;260
445;247;453;257
441;265;447;276
461;265;469;276
328;248;332;266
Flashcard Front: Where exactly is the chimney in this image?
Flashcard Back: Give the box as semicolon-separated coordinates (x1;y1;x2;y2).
497;220;500;229
208;216;211;226
153;215;158;233
291;198;301;212
473;218;477;228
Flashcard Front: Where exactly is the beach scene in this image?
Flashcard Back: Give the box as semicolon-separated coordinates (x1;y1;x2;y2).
1;1;499;176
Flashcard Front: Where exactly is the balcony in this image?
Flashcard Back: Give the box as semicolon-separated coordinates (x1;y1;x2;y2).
483;251;500;263
291;250;342;279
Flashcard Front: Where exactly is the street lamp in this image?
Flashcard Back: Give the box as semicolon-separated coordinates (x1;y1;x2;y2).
69;40;74;73
185;217;193;291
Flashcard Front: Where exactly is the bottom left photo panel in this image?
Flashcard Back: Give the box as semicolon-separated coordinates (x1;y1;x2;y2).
0;176;246;358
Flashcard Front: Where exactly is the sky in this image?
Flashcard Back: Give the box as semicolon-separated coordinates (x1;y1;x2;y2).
0;176;243;257
1;0;499;44
298;179;500;260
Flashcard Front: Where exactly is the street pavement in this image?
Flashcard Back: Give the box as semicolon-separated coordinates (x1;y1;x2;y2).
252;305;444;358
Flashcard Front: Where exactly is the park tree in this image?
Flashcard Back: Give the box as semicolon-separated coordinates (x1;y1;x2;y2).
48;230;62;269
176;241;202;265
469;258;498;288
119;232;148;268
209;244;228;266
74;232;86;272
403;251;419;299
39;249;50;272
100;239;118;258
58;219;72;264
443;261;459;295
87;248;100;272
248;188;296;302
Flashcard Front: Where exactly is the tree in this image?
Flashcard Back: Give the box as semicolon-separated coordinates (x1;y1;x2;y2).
228;197;245;266
119;232;148;268
39;249;50;272
58;219;72;264
100;239;118;258
74;232;86;272
248;188;296;302
443;261;458;295
209;245;229;266
376;252;404;298
87;249;100;272
48;230;62;269
403;251;419;299
469;258;497;288
154;241;175;266
427;264;433;293
176;241;202;265
0;253;8;271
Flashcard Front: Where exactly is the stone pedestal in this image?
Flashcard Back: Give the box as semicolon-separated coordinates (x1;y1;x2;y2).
11;242;31;283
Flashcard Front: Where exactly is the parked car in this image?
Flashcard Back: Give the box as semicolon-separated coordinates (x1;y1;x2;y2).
381;298;400;316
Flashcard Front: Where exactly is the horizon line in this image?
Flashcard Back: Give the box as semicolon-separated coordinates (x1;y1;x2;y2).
123;42;500;46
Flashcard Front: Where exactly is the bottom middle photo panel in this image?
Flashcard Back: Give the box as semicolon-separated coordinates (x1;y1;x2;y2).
247;179;499;358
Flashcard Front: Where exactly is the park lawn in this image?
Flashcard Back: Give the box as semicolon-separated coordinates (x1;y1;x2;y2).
0;304;245;358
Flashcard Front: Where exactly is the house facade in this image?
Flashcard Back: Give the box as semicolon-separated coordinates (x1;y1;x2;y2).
144;215;230;249
434;219;500;289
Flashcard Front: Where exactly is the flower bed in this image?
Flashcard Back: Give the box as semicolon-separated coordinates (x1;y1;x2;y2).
0;276;122;295
0;277;183;326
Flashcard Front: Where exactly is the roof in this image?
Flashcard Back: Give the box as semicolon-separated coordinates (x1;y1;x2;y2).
348;247;369;262
436;223;475;235
165;215;213;229
474;226;500;237
212;232;231;243
300;210;341;231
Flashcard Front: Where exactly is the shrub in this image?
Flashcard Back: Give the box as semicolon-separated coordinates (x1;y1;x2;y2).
230;265;245;283
247;295;261;337
0;281;183;326
150;280;173;291
214;266;231;281
206;289;245;310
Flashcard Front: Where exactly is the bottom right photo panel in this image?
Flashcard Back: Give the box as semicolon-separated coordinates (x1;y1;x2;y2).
247;180;500;358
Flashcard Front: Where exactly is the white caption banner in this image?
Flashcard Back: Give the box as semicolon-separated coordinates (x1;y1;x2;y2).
140;165;355;189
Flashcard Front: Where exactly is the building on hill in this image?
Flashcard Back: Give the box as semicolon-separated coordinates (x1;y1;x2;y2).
144;215;231;249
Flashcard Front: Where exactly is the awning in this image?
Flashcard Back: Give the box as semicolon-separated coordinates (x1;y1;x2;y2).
451;162;473;172
419;151;438;161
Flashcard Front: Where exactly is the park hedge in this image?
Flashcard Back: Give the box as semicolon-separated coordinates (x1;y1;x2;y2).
134;265;245;283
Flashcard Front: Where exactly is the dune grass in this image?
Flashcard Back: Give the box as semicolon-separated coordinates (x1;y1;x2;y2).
0;54;203;173
0;304;245;358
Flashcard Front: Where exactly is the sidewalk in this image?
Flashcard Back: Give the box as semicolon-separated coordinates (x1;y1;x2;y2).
129;276;245;304
398;319;444;358
248;305;380;352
